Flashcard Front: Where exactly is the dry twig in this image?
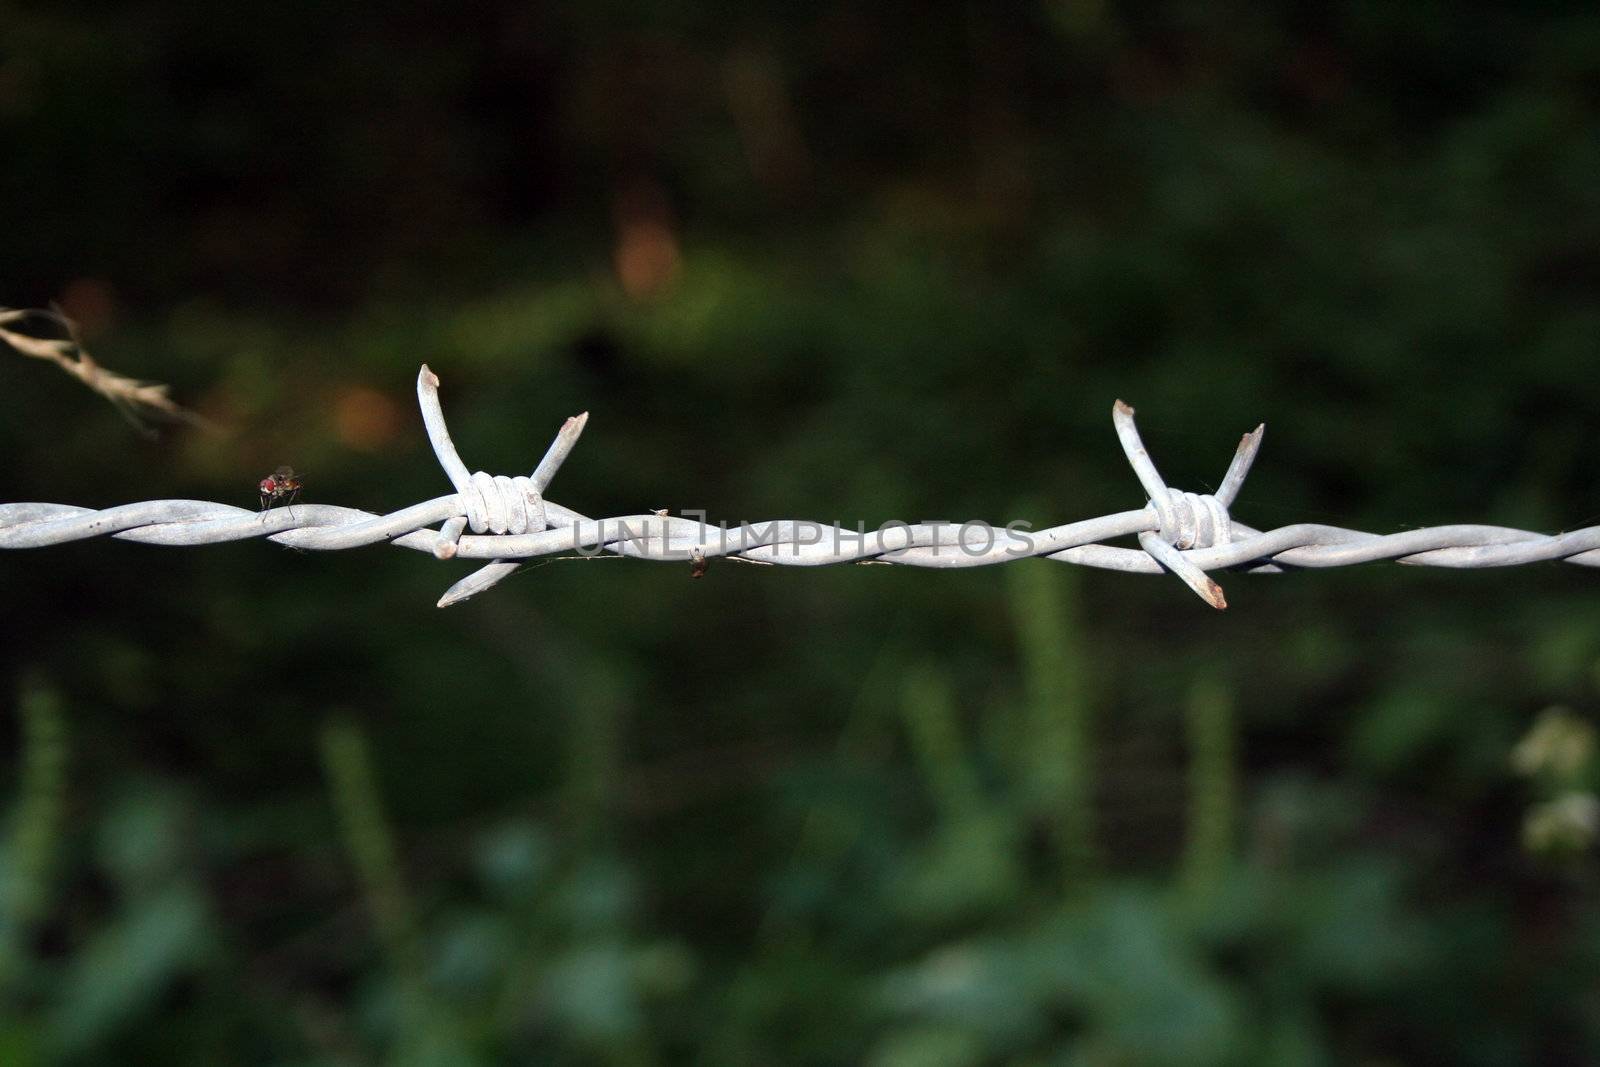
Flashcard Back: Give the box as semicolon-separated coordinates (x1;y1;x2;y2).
0;305;211;435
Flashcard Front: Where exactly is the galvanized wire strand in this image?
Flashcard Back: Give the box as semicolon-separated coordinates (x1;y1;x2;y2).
1;367;1596;609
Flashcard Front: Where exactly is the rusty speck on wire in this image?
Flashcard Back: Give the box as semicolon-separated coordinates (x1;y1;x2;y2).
2;365;1597;609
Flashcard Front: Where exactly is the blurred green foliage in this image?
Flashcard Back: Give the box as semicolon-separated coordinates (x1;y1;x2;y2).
4;1;1600;1064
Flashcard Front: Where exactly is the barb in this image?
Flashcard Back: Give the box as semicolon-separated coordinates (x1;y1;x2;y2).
2;367;1597;609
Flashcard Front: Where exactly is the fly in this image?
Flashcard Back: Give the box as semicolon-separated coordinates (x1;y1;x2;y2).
258;466;303;518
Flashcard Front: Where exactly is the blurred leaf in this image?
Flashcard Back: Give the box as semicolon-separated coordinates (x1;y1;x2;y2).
891;810;1023;923
540;942;640;1043
50;884;209;1056
867;1024;986;1067
0;680;66;993
95;787;186;894
473;821;555;902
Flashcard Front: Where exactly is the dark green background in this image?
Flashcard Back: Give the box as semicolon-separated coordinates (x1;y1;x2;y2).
3;3;1600;1064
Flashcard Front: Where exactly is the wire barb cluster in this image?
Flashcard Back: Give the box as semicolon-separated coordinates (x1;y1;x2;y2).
2;365;1597;609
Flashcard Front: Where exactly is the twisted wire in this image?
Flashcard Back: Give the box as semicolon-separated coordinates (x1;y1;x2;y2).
2;366;1595;609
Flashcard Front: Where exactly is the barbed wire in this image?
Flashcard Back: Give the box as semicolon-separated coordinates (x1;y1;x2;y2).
2;365;1596;609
